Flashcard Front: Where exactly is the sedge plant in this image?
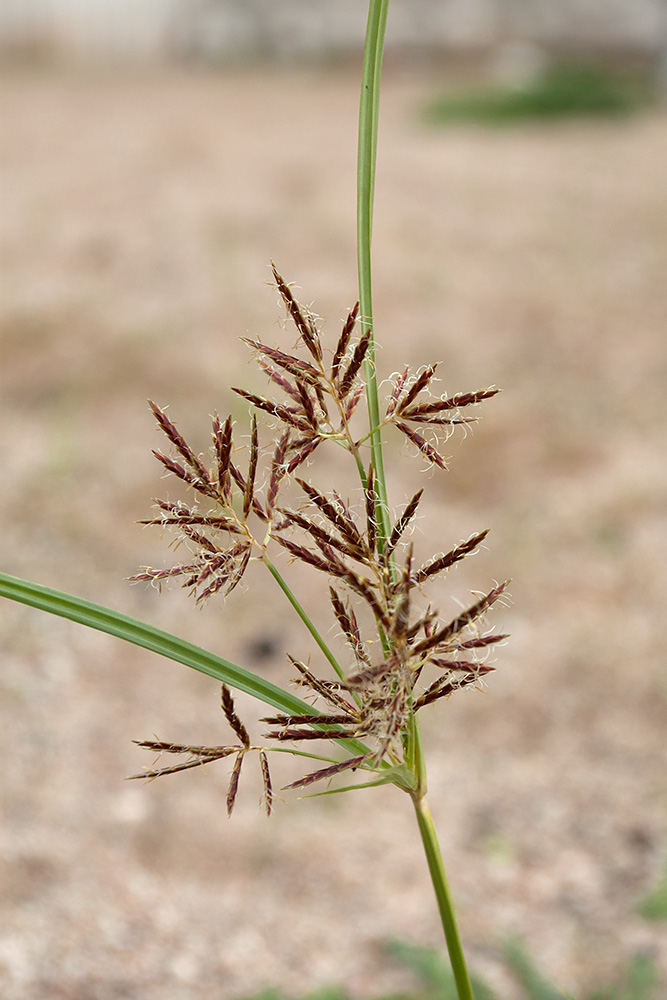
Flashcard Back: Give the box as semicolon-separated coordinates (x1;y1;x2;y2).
0;3;509;997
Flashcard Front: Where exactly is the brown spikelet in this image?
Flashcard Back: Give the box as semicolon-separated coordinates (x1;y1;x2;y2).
242;340;322;387
231;388;310;432
414;669;486;711
220;685;251;747
414;582;510;654
295;380;318;429
131;740;237;757
226;752;245;817
344;571;391;629
152;450;216;497
295;479;364;549
427;658;493;673
394;422;449;470
140;498;241;533
267;431;291;516
280;509;363;562
413;529;490;584
229;463;268;521
244;415;259;516
331;302;359;382
286;436;322;474
283;753;374;790
262;713;352;727
329;587;372;667
275;534;347;578
386;489;424;556
212;413;233;500
449;633;509;651
267;727;352;742
149;401;213;488
129;564;197;584
286;653;353;713
271;263;323;363
402;387;499;418
396;364;438;412
344;384;365;422
337;329;371;398
259;750;273;816
386;367;409;418
344;654;398;688
257;358;303;403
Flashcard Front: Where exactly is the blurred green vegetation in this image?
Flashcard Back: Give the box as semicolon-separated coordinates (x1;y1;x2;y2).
637;859;667;922
235;937;662;1000
423;62;657;126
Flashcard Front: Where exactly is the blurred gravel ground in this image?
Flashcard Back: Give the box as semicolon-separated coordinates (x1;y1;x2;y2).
1;66;666;999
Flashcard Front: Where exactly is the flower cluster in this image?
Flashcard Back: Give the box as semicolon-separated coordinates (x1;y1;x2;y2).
131;268;508;806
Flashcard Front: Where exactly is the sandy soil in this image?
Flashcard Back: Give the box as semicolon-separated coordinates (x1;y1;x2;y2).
1;66;666;999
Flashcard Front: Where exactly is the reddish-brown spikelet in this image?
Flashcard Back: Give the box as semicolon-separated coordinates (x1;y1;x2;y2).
283;753;373;790
149;400;213;487
329;587;372;667
231;388;311;432
268;727;353;742
226;752;245;817
179;525;220;553
427;658;492;673
280;508;363;563
242;339;322;386
271;263;323;364
286;653;353;713
394;422;449;470
337;328;371;398
257;358;302;403
220;685;250;748
243;415;259;517
261;713;352;726
295;479;363;549
212;413;233;500
402;387;499;417
228;463;268;522
386;488;424;556
331;302;359;382
397;364;438;412
386;367;409;418
286;437;322;474
414;581;510;654
414;668;487;711
450;633;509;650
267;431;291;516
344;384;365;422
128;564;196;584
295;380;318;429
413;529;489;584
152;450;216;497
275;535;348;578
259;750;273;817
344;571;391;628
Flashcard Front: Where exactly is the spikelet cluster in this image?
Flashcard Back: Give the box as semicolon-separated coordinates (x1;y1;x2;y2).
130;268;508;809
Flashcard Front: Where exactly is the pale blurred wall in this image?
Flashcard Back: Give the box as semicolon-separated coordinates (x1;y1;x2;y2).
0;0;666;62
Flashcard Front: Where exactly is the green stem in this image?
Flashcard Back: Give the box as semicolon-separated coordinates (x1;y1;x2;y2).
357;0;391;549
413;795;476;1000
263;556;345;681
358;6;476;995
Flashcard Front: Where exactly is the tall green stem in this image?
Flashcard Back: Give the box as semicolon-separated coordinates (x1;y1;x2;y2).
413;796;476;1000
357;0;391;549
358;4;476;996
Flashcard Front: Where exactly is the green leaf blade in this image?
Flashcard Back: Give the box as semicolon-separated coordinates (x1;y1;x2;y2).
0;572;371;757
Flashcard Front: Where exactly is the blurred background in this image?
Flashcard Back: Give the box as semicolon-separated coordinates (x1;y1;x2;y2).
1;2;666;998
